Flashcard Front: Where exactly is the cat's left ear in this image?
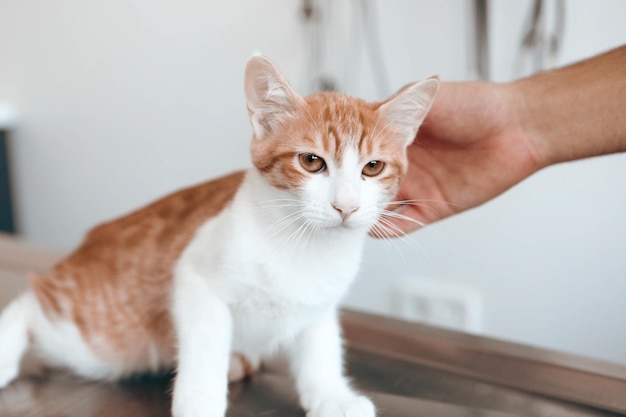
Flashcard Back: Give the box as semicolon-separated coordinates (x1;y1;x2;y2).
244;54;306;140
378;76;440;147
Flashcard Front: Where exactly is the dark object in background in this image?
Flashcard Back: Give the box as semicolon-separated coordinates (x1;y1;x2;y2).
0;130;15;233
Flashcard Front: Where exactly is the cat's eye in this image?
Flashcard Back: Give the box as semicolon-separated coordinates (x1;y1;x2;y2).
362;160;385;177
299;153;326;173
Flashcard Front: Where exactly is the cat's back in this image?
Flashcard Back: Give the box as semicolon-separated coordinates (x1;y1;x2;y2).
81;169;246;259
29;170;245;370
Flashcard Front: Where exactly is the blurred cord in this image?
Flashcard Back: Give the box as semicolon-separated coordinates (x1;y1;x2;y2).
343;0;364;95
471;0;490;81
301;0;336;92
301;0;390;98
358;0;391;98
513;0;565;78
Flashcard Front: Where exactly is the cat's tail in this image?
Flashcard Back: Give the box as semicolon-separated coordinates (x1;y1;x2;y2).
0;291;32;388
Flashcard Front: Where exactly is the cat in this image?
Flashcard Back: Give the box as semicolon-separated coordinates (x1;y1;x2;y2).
0;54;438;417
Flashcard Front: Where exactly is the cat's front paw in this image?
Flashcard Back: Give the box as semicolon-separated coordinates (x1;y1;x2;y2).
307;395;375;417
0;363;19;389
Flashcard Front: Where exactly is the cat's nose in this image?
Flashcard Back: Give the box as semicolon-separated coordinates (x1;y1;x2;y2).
332;204;359;221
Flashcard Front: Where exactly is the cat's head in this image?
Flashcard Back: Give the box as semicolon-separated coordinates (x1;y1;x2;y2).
244;54;438;234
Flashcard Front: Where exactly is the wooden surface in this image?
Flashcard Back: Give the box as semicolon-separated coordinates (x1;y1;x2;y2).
0;233;62;310
0;234;624;417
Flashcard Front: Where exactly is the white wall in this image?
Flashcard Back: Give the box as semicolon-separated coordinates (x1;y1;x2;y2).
1;0;625;364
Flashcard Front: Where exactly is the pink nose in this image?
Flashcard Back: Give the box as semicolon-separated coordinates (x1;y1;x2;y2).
332;204;359;221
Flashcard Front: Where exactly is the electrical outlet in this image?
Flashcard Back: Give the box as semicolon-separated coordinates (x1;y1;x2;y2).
391;279;482;333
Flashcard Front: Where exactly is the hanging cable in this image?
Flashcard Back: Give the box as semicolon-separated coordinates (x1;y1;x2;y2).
358;0;391;98
300;0;337;92
300;0;391;98
513;0;566;78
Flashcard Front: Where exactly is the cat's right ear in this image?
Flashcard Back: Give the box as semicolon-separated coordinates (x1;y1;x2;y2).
377;77;440;147
244;54;305;140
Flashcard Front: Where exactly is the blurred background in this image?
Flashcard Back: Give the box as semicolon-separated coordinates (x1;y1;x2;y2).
0;0;625;364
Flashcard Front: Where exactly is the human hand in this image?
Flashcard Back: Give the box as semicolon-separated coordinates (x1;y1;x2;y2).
376;46;626;237
377;81;542;236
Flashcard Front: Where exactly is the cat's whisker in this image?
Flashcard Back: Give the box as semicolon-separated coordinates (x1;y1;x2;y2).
378;201;439;219
302;221;318;248
379;209;427;229
285;221;308;254
389;215;426;230
382;199;466;217
297;221;318;258
278;218;313;258
370;222;407;262
258;196;303;202
377;212;427;255
263;210;307;239
263;210;301;233
359;205;414;258
369;224;398;261
282;216;308;244
376;216;418;248
258;202;302;207
376;214;432;264
384;198;460;207
266;217;306;242
258;198;298;202
255;198;304;210
256;203;303;210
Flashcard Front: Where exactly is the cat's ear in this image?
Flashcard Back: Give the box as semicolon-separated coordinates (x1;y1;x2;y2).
377;76;440;147
244;54;305;139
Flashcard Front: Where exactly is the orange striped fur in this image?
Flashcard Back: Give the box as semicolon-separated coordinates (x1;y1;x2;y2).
30;171;245;367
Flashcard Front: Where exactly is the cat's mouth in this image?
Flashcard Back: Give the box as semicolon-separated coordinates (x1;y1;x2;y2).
335;222;353;230
321;218;363;232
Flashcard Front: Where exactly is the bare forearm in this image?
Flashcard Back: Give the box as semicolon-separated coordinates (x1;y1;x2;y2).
512;45;626;168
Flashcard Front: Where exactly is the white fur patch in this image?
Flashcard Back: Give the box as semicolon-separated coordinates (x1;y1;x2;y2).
0;294;29;388
25;292;127;380
171;168;373;417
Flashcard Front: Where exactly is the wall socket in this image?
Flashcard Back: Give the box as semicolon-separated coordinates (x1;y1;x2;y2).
390;279;483;333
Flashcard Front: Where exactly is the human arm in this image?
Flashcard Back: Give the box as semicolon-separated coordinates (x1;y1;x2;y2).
381;45;626;236
518;45;626;165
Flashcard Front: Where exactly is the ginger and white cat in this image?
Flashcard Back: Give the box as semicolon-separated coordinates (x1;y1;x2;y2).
0;55;438;417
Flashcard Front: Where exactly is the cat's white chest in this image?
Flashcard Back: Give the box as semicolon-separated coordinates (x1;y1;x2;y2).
222;238;359;354
228;287;326;354
176;169;366;357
